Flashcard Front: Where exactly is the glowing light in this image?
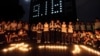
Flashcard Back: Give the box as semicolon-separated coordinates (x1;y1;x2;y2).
29;47;32;50
38;45;67;50
33;4;40;18
51;12;53;14
80;45;100;55
2;49;8;53
23;44;29;48
59;0;62;12
8;47;15;51
56;11;59;13
38;45;45;49
41;14;43;16
72;45;81;54
25;0;30;2
18;47;29;52
45;1;48;15
2;42;32;52
10;43;16;46
51;0;62;14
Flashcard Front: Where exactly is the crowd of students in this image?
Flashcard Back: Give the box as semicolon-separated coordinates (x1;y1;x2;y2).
0;20;29;43
0;19;100;48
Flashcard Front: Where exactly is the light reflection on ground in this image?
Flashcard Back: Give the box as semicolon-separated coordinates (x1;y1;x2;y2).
0;43;100;56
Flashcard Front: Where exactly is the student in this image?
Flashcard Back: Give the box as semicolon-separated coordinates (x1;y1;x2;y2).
1;21;6;31
17;21;23;30
91;23;95;32
49;20;55;43
77;31;81;43
94;19;100;30
88;32;95;46
36;22;43;43
55;20;61;43
18;29;24;41
72;31;78;43
23;30;28;40
80;31;86;44
61;21;67;44
6;21;11;32
44;22;49;43
67;22;73;44
3;21;7;31
86;22;92;32
5;32;11;43
31;24;37;41
23;22;29;31
11;32;18;42
94;30;100;48
10;20;17;32
0;27;5;44
74;22;80;32
80;22;86;32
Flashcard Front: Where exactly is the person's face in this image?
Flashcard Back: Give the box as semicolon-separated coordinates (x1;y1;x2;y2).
8;33;10;35
51;20;54;23
69;22;72;24
63;22;65;24
13;32;15;34
39;22;41;24
45;22;48;24
95;30;99;34
57;20;60;23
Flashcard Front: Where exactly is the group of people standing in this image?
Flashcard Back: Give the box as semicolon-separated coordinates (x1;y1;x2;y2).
31;20;74;44
31;19;100;46
0;19;100;48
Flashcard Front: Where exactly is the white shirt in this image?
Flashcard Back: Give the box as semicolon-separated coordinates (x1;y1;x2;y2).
10;22;17;28
75;24;80;30
80;24;85;30
61;24;67;33
50;23;55;30
44;23;49;31
94;22;100;29
68;25;73;33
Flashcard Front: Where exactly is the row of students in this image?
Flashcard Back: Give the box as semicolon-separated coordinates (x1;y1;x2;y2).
31;19;100;44
0;20;29;43
31;20;73;44
0;19;100;46
1;29;28;43
0;20;29;32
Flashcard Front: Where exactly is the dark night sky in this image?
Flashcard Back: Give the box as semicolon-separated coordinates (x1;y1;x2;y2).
19;0;100;22
76;0;100;22
19;0;31;21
